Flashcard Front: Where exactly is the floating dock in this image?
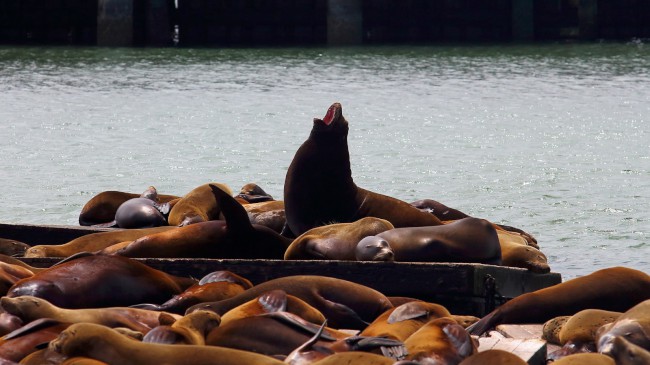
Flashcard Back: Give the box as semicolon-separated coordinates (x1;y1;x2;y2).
0;0;648;46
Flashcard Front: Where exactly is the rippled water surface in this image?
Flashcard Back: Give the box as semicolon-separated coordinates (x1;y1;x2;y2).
1;43;648;279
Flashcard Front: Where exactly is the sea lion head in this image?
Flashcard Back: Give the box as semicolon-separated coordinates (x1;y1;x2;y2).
312;102;348;134
598;319;650;355
355;236;395;262
607;335;650;365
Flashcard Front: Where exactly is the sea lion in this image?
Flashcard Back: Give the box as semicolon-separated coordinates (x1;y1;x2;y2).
0;318;70;362
360;300;452;341
309;351;395;365
551;353;615;365
0;296;182;334
61;357;110;365
403;317;477;364
357;217;502;265
24;226;176;258
19;347;68;365
132;270;253;314
243;200;286;233
0;238;29;257
559;309;622;345
167;182;233;226
236;183;275;203
49;322;287;365
109;185;291;259
0;260;37;295
283;102;442;238
468;266;650;336
284;217;395;261
498;231;549;273
606;335;650;365
79;188;180;227
457;349;527;365
187;275;394;330
220;289;327;326
143;310;222;345
0;310;22;337
597;299;650;355
543;315;572;345
7;254;196;309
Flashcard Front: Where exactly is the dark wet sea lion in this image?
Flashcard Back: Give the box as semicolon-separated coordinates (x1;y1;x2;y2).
187;275;394;330
110;185;291;259
236;183;275;203
79;187;179;227
404;317;477;364
0;318;70;362
283;102;442;238
358;217;501;265
24;226;177;258
0;296;182;334
284;217;395;261
0;238;30;257
468;267;650;336
7;254;196;309
132;271;253;314
167;182;232;226
49;322;287;365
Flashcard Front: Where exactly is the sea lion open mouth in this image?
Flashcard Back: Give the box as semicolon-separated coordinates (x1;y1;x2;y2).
322;103;341;126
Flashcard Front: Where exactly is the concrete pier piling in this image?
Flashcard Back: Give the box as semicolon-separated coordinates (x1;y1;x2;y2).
0;0;649;46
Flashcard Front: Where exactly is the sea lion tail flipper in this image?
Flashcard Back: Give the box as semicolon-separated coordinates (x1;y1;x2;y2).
348;336;407;360
322;298;371;328
90;220;118;228
466;311;497;336
209;184;253;233
3;318;63;340
129;303;165;311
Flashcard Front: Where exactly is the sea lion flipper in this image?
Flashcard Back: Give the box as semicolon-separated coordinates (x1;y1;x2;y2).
52;251;96;267
261;312;336;341
209;184;253;233
387;302;429;324
349;336;407;360
129;303;165;311
3;317;64;340
322;298;371;328
467;311;497;336
91;220;118;228
258;290;288;313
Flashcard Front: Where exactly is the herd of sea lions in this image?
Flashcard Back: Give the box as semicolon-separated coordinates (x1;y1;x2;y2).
0;102;648;364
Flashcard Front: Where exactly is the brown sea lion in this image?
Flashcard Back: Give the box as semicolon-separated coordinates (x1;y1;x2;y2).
0;261;36;295
404;317;477;364
49;322;287;365
236;183;275;203
7;254;196;309
24;226;176;258
283;102;442;238
110;185;291;259
220;289;327;326
543;315;572;345
551;353;615;365
167;182;232;226
61;357;110;365
142;310;222;345
0;238;29;257
357;217;502;265
468;266;650;336
597;299;650;355
559;309;622;345
0;310;23;337
243;200;286;233
360;300;452;341
284;217;395;261
457;349;527;365
0;318;70;362
606;335;650;365
15;346;68;365
309;351;395;365
498;231;549;273
0;296;182;334
132;270;252;314
79;186;180;227
187;275;394;330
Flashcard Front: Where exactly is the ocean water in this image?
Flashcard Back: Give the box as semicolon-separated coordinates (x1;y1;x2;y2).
1;43;648;279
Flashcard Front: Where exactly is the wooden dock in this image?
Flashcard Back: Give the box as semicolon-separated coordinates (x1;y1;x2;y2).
0;0;648;47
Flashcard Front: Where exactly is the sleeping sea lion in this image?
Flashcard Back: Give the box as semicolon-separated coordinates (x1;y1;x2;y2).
360;300;452;341
606;335;650;365
469;266;650;336
404;317;477;364
243;200;286;233
497;230;549;273
551;353;615;365
7;254;196;309
357;217;501;265
109;185;291;259
0;238;30;257
142;310;222;345
167;182;232;226
0;296;181;334
236;183;275;203
24;226;176;258
284;217;395;261
187;275;393;330
79;188;180;227
283;102;442;238
597;299;650;355
50;322;287;365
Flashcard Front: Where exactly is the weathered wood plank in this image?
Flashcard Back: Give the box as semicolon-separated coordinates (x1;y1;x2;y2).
497;324;544;339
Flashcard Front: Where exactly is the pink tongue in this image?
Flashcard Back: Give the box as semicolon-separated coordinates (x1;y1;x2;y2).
322;105;337;125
